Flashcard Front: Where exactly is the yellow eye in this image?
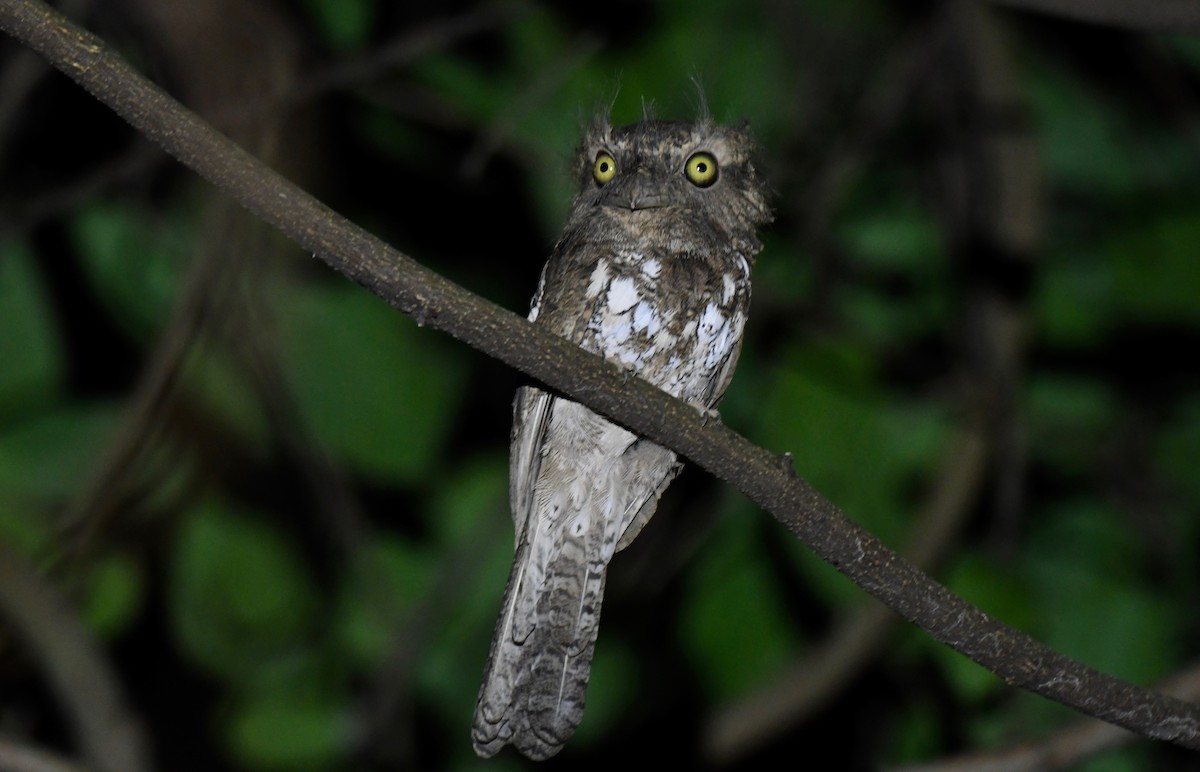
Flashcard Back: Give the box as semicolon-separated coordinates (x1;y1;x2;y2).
593;152;617;185
685;151;718;187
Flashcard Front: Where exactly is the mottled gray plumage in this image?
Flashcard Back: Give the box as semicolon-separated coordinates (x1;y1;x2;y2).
472;116;771;760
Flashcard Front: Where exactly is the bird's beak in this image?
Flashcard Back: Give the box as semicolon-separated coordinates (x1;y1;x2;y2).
600;172;671;211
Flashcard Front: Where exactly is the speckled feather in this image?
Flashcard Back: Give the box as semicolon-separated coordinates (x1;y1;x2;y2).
472;116;771;760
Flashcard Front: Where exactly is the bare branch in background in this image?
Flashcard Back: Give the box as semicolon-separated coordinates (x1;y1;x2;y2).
0;543;150;772
988;0;1200;32
897;660;1200;772
707;427;990;761
0;738;97;772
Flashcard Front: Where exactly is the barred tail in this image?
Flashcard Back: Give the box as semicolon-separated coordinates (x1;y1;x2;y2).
472;530;606;760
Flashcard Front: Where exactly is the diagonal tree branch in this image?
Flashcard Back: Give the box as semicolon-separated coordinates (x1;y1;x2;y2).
987;0;1200;32
896;660;1200;771
1;0;1198;752
0;542;150;772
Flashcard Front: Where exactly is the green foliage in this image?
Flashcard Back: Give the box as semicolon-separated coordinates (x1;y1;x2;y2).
884;701;942;765
1035;248;1118;347
277;281;465;484
0;402;119;501
183;337;273;453
82;552;145;638
70;201;189;337
1027;62;1142;199
1157;396;1200;507
682;511;801;699
757;342;948;539
0;242;62;417
1026;375;1118;475
571;638;639;747
227;695;347;770
1107;209;1200;325
170;501;318;680
416;459;512;727
1025;501;1177;684
840;201;944;274
298;0;375;52
334;535;434;668
1074;746;1155;772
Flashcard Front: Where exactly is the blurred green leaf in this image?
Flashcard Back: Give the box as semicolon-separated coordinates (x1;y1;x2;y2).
227;695;347;770
171;501;318;679
417;455;513;719
571;637;638;748
750;236;813;308
755;343;948;605
884;701;942;765
83;552;144;638
298;0;374;52
1027;60;1137;198
1035;248;1116;347
334;461;510;732
335;536;433;668
1107;209;1200;325
0;241;63;418
758;344;939;535
70;201;189;337
1165;33;1200;70
0;402;119;500
1026;375;1117;476
420;572;504;728
0;502;52;555
356;108;428;166
1154;399;1200;597
647;1;787;124
681;513;800;699
277;282;465;484
1074;746;1154;772
426;453;508;546
1025;501;1177;683
413;54;508;124
840;203;943;273
183;338;272;453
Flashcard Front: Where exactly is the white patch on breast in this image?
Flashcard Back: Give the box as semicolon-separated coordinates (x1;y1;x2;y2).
697;303;732;369
631;301;661;336
721;273;737;304
641;257;662;279
614;345;640;366
605;317;633;345
607;276;638;314
587;259;610;299
698;303;726;337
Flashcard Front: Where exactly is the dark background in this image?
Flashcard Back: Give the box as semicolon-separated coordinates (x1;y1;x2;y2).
1;0;1198;769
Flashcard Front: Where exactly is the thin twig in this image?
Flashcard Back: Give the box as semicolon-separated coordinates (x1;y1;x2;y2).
895;660;1200;772
0;543;151;772
299;6;521;100
987;0;1200;32
706;427;990;761
459;33;603;177
0;739;95;772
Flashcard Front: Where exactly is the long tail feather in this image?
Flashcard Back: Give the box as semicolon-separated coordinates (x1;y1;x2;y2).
472;534;606;760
